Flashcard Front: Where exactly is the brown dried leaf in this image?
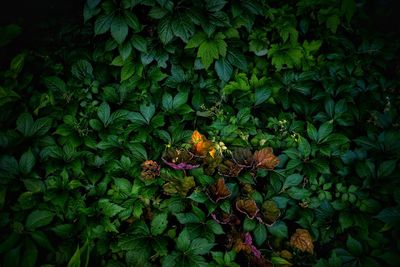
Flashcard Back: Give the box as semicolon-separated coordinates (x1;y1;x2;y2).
253;147;280;170
289;229;314;254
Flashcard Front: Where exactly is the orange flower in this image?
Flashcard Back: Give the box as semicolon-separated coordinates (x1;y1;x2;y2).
191;130;203;144
289;229;314;254
253;147;280;170
191;130;215;158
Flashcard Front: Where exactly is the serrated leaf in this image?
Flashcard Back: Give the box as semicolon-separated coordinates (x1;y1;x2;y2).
26;210;54;230
158;17;174;44
98;199;124;217
186;32;207;49
198;40;220;69
171;13;195;42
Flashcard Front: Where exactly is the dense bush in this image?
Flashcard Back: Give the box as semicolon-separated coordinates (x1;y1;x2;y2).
1;0;399;266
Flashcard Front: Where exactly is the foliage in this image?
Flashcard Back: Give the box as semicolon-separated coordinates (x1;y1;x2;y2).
1;0;400;266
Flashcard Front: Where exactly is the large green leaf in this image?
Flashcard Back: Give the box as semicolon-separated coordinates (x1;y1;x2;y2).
111;16;129;44
25;210;54;230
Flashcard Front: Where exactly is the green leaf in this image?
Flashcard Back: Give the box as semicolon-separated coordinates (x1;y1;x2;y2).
124;12;140;32
206;220;224;234
215;58;232;82
298;136;311;157
25;210;54;230
162;93;173;111
254;86;272;106
287;187;310;200
171;92;187;110
227;50;247;71
307;123;318;142
342;0;356;22
243;217;256;231
98;102;111;126
151;213;168;235
19;149;36;174
175;213;200;224
377;160;397;177
17;113;34;136
171;13;195;42
158;17;174;44
327;15;340;33
189;238;215;255
32;117;52;136
140;103;155;123
121;60;135;81
177;229;191;251
21;238;38;267
271;257;292;265
346;235;363;256
186;32;207;48
282;174;303;190
95;14;113;35
0;86;20;106
98;199;124;217
207;0;227;12
111;16;129;44
43;76;66;92
198;40;220;69
318;121;333;141
253;223;267;246
131;35;147;52
375;207;400;225
268;221;288;238
188;191;208;203
67;240;90;267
